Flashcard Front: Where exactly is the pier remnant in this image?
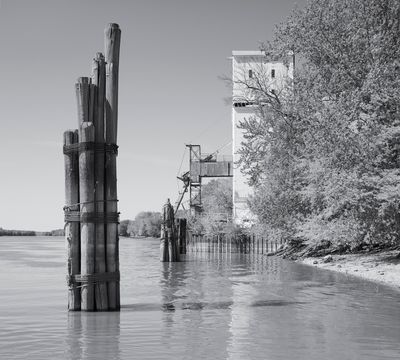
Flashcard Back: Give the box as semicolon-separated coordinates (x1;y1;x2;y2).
63;24;121;311
160;199;180;262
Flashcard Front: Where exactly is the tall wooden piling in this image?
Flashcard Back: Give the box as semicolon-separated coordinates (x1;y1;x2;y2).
64;130;80;311
76;77;96;311
80;123;96;311
92;53;108;310
176;218;187;254
104;23;121;310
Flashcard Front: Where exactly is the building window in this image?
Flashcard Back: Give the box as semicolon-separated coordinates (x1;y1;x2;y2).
248;69;253;78
271;69;275;78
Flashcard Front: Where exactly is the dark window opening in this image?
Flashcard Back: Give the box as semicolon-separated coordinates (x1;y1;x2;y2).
248;69;253;78
271;69;275;78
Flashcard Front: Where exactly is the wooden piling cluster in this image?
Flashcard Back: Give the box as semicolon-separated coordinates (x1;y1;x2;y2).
63;24;121;311
160;199;180;262
186;233;283;255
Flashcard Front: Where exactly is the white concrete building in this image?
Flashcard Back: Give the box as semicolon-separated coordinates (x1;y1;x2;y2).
231;51;294;225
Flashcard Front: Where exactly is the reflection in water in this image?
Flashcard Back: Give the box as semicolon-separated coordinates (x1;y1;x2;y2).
1;237;400;360
67;312;120;360
160;262;181;327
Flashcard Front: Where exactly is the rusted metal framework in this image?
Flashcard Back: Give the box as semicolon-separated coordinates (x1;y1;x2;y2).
176;144;233;216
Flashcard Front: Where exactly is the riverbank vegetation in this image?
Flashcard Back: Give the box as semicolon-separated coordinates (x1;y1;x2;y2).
0;228;36;236
0;227;64;236
119;211;162;238
237;0;400;255
188;179;234;235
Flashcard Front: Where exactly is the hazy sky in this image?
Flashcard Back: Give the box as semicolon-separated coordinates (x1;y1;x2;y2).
0;0;305;231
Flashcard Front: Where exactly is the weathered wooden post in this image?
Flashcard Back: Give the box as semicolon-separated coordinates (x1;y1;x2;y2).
64;129;80;311
160;199;179;262
92;52;108;310
105;23;121;310
75;77;96;311
256;235;259;254
78;119;96;311
160;223;168;262
175;218;187;254
261;237;264;254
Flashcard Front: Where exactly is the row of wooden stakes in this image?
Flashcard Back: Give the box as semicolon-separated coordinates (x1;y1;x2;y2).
186;233;284;254
63;24;121;311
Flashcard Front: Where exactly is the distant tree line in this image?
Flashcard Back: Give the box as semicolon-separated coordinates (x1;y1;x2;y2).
235;0;400;252
0;227;36;236
119;212;162;238
37;229;65;236
0;227;65;237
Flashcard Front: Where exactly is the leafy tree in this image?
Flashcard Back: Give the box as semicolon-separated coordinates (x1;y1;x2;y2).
121;212;162;238
188;179;233;235
119;220;130;237
237;0;400;250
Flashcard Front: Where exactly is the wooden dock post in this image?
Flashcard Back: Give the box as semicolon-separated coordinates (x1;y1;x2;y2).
75;76;96;311
91;53;108;310
64;129;80;311
261;237;264;254
79;121;96;311
160;226;169;261
160;199;180;262
257;235;259;254
176;218;187;254
105;23;121;310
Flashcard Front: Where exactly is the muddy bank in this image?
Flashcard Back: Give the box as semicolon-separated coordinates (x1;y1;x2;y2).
301;250;400;290
269;242;400;290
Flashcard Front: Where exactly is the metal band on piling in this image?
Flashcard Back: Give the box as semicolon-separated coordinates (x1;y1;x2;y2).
64;210;120;224
63;142;118;155
67;271;120;288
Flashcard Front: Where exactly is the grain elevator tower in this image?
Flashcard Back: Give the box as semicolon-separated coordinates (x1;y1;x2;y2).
231;51;294;225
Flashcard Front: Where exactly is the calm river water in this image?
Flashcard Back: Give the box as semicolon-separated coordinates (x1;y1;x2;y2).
0;236;399;359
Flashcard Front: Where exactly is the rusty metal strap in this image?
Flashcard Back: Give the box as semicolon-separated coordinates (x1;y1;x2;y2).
67;271;120;286
63;199;118;212
64;210;120;224
63;142;118;155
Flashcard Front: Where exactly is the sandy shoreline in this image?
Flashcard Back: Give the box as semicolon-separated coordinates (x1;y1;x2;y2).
301;249;400;291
